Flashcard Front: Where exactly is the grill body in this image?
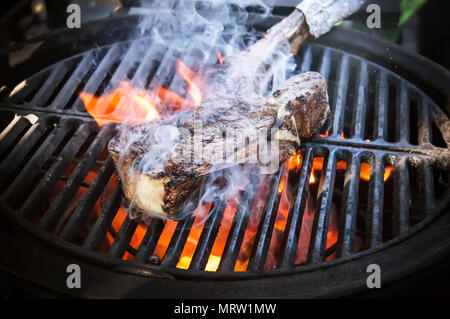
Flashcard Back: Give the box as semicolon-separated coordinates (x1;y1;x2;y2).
0;13;449;298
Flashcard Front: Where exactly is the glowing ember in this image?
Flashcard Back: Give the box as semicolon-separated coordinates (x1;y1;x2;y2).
234;176;271;271
274;161;291;234
324;204;339;261
153;220;178;260
309;157;393;183
204;198;239;271
106;206;146;260
265;159;294;270
309;157;323;184
163;152;393;271
176;203;212;269
53;148;394;269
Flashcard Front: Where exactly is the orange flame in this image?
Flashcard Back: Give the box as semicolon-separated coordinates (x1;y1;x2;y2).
153;220;178;260
175;60;203;107
216;51;224;64
156;86;188;110
79;82;160;127
79;60;203;126
277;178;286;194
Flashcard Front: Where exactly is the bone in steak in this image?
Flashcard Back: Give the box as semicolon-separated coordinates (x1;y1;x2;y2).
109;72;329;219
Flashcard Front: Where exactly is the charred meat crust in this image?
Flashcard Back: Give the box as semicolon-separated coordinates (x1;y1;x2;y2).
109;72;329;218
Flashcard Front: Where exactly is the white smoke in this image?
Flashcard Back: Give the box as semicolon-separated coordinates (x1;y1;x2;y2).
111;0;299;221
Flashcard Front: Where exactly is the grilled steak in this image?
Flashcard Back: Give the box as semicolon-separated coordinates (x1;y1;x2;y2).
106;0;368;219
109;72;329;219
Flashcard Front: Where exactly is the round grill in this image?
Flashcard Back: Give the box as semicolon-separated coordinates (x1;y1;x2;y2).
0;16;449;297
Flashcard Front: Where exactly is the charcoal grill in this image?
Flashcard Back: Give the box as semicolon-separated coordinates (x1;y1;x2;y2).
0;11;449;298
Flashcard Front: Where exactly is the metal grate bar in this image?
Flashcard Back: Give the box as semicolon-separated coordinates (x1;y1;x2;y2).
0;122;45;188
73;44;122;112
218;177;259;272
59;157;115;242
300;45;313;72
30;62;74;107
79;40;148;113
353;62;368;139
398;84;410;143
106;39;147;88
160;216;196;268
393;158;410;235
331;54;350;136
278;147;312;268
365;155;385;247
83;184;122;251
0;116;31;157
422;162;435;214
129;42;167;88
247;166;284;272
189;200;227;270
9;70;51;104
163;44;201;99
108;216;138;258
336;153;361;258
22;122;93;218
146;47;179;91
319;47;331;80
307;150;337;263
418;98;432;145
134;218;165;263
431;106;450;147
376;71;388;140
39;125;114;231
50;52;97;110
4;121;72;204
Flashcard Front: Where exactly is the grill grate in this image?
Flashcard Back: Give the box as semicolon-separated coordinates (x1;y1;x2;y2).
0;34;449;278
